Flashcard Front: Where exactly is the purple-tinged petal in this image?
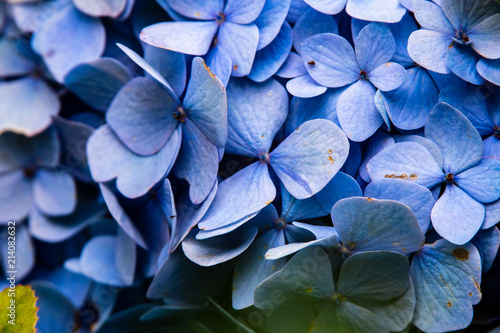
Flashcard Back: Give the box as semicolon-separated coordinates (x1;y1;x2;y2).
270;119;349;199
248;21;292;82
140;21;219;56
224;0;265;24
293;8;339;55
182;226;258;266
198;162;276;231
166;0;222;20
183;57;227;147
32;169;76;217
0;170;31;223
355;23;396;72
432;184;484;245
412;0;454;34
226;78;288;156
456;159;500;203
446;43;484;85
367;142;444;188
369;62;406;91
73;0;127;18
33;4;105;82
0;37;34;77
408;29;452;74
87;125;180;199
440;0;499;32
106;77;179;156
301;33;359;88
425;103;483;174
0;77;59;137
346;0;405;23
337;80;383;142
286;74;328;98
218;22;259;77
254;0;291;50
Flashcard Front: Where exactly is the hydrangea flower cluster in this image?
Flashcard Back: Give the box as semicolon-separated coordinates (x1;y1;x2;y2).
0;0;499;332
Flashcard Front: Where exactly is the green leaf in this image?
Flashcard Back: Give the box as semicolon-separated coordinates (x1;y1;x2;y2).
0;285;39;333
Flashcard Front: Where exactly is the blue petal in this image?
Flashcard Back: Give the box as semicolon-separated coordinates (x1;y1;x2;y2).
290;222;336;240
224;0;265;24
205;45;232;87
359;130;395;182
40;267;91;308
144;45;187;98
233;229;286;309
279;184;329;222
365;179;434;233
483;135;500;161
369;62;406;91
276;51;307;78
64;58;132;112
29;199;105;243
286;0;310;23
248;21;292;82
218;22;259;76
182;226;258;266
473;227;500;272
304;0;346;15
80;235;135;286
410;239;482;332
73;0;128;18
117;43;178;93
293;8;339;55
140;21;219;56
270;119;349;199
174;120;219;204
483;199;500;229
477;58;500;86
106;77;179;156
226;78;288;156
286;74;328;98
355;23;396;73
382;67;438;130
32;169;76;216
87;125;180;199
0;77;59;137
0;37;34;77
183;57;228;147
332;197;424;254
412;0;454;33
341;141;362;178
169;182;217;252
408;29;452;74
33;283;76;333
0;223;34;280
432;184;485;245
198;162;276;231
456;159;500;203
301;33;359;88
439;0;498;31
389;14;418;67
264;234;339;260
166;0;222;20
254;0;291;50
0;170;31;223
346;0;406;23
374;90;391;131
337;79;383;142
286;89;343;136
367;142;443;188
446;43;484;85
33;4;105;82
425;102;483;174
467;13;500;59
314;171;363;213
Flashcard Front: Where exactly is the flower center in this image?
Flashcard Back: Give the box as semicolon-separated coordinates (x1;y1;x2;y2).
453;30;471;45
216;11;226;24
494;126;500;138
23;166;36;179
359;70;367;80
173;107;186;122
259;153;269;162
276;218;286;229
444;173;454;182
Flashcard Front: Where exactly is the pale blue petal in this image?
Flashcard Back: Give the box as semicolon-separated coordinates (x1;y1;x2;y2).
446;43;484;85
224;0;265;24
408;29;452;74
483;199;500;229
304;0;346;15
286;74;328;98
355;23;396;72
205;45;232;87
0;170;32;223
254;0;291;50
477;58;500;86
166;0;222;20
456;159;500;203
73;0;128;18
412;0;454;33
218;22;259;76
293;8;339;55
276;51;307;78
346;0;406;23
369;62;406;91
467;13;500;59
359;130;395;182
32;169;76;216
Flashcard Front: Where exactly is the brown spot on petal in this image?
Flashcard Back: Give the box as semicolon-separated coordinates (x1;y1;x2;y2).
447;301;452;307
233;64;238;70
308;61;315;66
410;174;418;180
328;156;334;163
306;287;313;293
453;248;469;260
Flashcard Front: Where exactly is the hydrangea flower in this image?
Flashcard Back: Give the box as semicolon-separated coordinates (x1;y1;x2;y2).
299;22;407;141
408;0;500;84
368;103;500;244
